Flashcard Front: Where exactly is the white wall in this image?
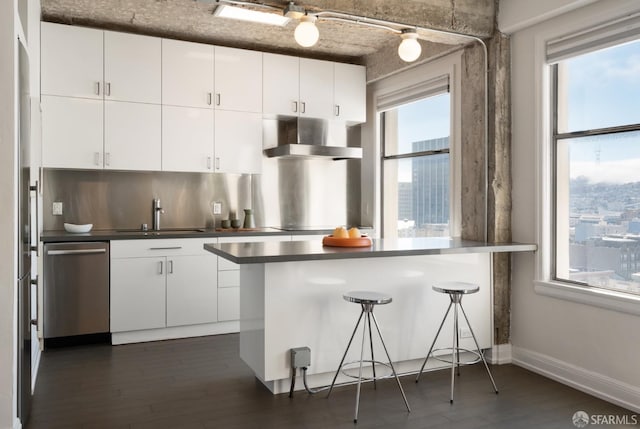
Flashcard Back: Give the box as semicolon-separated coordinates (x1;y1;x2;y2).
510;0;640;412
498;0;598;33
0;0;17;427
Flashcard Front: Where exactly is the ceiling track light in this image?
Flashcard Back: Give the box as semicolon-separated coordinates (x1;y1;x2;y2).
398;29;422;62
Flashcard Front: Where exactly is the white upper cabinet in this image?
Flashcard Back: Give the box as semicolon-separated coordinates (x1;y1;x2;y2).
299;58;334;119
41;22;104;99
162;106;214;172
214;46;262;113
41;95;104;169
104;101;161;171
162;39;215;109
263;53;299;117
104;31;161;104
262;55;362;122
334;62;366;124
214;110;263;174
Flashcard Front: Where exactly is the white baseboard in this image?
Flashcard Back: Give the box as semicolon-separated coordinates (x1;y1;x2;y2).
487;344;512;364
512;345;640;413
111;321;240;345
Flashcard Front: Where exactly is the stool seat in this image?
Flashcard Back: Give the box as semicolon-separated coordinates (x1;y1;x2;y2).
343;291;392;305
432;281;479;295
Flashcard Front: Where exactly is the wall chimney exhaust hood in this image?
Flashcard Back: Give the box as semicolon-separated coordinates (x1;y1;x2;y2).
263;117;362;160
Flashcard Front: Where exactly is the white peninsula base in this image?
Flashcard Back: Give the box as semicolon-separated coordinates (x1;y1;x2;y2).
239;253;493;394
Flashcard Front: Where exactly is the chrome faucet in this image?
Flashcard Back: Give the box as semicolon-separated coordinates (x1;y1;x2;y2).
153;198;164;231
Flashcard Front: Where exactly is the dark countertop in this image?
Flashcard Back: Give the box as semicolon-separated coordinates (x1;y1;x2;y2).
41;226;375;243
203;237;538;264
41;227;302;242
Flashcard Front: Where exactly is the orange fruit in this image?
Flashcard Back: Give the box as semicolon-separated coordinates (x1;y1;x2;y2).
333;226;349;238
348;227;361;238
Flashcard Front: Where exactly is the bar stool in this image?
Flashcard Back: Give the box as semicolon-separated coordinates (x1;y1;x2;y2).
327;291;411;423
415;281;498;403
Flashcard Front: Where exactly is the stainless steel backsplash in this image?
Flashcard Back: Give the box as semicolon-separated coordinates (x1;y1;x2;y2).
42;169;253;231
43;158;361;231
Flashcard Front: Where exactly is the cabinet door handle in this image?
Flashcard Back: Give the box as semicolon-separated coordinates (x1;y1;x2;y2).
168;260;174;274
149;246;183;250
215;157;220;170
215;93;221;106
207;92;212;106
335;105;340;117
105;152;111;166
94;152;100;166
29;183;39;256
106;82;111;96
159;261;163;275
292;101;298;113
95;82;100;96
207;156;212;170
301;101;306;114
30;276;38;330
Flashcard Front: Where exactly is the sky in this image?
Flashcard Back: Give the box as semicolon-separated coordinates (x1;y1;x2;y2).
393;93;450;182
564;39;640;184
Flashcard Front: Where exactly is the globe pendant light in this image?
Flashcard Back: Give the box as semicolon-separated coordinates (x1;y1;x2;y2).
398;29;421;62
294;15;319;47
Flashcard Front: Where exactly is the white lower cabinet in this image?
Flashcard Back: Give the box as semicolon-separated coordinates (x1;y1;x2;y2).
217;287;240;322
110;238;217;333
166;255;217;327
111;256;166;332
217;235;291;321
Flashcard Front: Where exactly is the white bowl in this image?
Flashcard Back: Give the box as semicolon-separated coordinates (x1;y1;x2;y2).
64;223;93;233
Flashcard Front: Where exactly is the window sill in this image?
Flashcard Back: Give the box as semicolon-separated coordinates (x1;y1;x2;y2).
534;280;640;317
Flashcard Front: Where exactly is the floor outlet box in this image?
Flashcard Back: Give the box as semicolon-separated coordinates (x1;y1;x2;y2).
290;347;311;369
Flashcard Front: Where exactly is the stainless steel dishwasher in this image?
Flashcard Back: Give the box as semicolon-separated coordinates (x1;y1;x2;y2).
44;242;110;342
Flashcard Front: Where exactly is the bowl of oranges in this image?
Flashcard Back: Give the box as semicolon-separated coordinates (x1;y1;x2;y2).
322;226;372;247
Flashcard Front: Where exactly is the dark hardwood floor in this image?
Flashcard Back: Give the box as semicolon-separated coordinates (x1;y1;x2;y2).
27;334;634;429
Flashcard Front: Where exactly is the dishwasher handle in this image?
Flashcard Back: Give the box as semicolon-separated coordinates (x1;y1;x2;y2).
46;248;107;256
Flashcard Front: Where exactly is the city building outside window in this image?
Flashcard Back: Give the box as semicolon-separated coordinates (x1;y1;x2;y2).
381;92;451;238
553;38;640;296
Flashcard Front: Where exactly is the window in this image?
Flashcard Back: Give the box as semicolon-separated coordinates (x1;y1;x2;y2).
381;87;451;238
553;38;640;296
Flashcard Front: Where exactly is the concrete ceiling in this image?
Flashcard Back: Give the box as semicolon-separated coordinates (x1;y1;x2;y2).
41;0;496;65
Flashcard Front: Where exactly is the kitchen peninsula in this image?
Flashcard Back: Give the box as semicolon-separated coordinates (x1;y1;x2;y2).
204;237;536;393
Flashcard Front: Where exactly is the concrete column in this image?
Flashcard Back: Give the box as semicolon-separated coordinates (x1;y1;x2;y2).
488;32;512;345
460;32;512;345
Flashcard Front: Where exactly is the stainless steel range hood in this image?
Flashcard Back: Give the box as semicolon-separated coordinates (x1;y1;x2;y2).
263;143;362;159
263;117;362;160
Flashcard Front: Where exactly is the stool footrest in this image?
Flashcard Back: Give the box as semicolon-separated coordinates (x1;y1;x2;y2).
339;360;394;382
430;348;482;366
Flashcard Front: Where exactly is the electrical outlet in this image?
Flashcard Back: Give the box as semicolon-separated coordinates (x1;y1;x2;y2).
52;202;63;216
460;328;472;339
212;202;222;215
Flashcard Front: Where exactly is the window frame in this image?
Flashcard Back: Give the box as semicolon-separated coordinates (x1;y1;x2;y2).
369;52;462;239
532;11;640;315
551;62;640;290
